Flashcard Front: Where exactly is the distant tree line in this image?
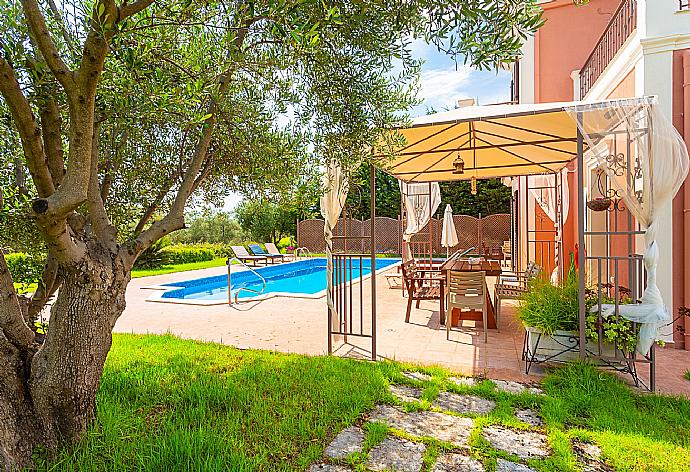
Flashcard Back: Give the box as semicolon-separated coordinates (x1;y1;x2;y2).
228;164;512;241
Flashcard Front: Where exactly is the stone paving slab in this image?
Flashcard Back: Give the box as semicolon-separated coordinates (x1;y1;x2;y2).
403;371;432;382
431;453;485;472
495;459;537;472
324;426;365;459
433;391;495;415
572;440;613;472
493;380;544;395
448;376;477;387
368;405;474;446
390;384;424;403
366;437;426;472
308;464;352;472
515;408;543;427
482;426;550;459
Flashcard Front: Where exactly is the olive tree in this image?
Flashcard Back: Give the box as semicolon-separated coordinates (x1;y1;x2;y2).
0;0;541;468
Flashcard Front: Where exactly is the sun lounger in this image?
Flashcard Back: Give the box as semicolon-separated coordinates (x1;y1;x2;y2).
248;244;286;264
265;243;293;261
231;245;268;266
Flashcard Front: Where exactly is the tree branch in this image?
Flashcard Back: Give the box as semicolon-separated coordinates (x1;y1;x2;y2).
119;0;156;20
125;20;253;262
38;95;65;187
0;56;55;198
87;120;116;245
26;254;60;322
100;129;128;203
131;168;182;236
20;0;76;93
45;0;77;53
0;251;36;349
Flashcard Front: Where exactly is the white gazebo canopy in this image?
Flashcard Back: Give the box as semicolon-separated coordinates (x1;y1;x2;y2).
378;97;653;182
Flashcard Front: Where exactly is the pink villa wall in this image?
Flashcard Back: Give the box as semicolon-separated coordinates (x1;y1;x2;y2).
528;2;690;350
530;0;622;266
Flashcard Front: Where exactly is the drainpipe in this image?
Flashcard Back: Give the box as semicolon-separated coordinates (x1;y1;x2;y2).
683;50;690;350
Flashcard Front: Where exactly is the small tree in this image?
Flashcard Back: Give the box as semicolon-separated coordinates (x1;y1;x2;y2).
0;0;541;467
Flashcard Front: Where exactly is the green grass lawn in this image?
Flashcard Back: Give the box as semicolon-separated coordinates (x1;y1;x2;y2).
36;334;690;471
13;258;229;294
130;257;229;278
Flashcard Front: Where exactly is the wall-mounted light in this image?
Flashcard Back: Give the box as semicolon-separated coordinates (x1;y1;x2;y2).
452;153;465;174
471;176;477;195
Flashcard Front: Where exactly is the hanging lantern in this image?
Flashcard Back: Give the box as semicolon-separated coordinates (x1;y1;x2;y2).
452;153;465;174
471;176;477;195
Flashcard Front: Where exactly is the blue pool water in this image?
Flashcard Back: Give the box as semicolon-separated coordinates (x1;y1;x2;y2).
160;257;399;301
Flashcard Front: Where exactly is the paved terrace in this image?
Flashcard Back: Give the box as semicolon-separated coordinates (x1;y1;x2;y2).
115;262;690;397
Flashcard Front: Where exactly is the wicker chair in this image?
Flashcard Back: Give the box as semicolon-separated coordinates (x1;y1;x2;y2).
446;271;488;342
493;262;541;328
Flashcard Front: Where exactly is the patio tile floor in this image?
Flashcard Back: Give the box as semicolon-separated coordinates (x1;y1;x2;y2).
114;263;690;397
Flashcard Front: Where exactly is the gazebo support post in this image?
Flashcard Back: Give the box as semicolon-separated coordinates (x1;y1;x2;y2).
576;117;587;359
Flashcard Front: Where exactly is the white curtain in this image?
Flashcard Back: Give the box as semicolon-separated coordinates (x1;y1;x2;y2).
528;168;570;225
320;162;348;330
398;181;441;259
568;98;690;355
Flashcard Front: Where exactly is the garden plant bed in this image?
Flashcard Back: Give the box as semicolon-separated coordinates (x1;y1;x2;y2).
34;334;690;471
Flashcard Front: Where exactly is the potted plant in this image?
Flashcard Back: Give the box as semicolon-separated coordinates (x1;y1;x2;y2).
518;263;638;364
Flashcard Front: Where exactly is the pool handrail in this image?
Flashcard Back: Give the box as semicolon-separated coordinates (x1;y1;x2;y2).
226;257;267;305
294;247;312;259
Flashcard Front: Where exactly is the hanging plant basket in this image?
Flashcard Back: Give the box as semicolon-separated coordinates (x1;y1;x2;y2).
587;197;612;212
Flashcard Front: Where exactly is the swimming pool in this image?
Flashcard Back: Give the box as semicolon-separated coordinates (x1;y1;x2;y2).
147;257;400;305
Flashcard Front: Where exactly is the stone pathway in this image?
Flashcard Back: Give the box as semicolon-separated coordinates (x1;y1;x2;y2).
402;371;432;382
369;405;474;446
483;426;550;459
515;408;543;427
496;459;537;472
324;426;365;459
572;440;614;472
431;453;484;472
448;376;477;387
390;384;424;403
307;464;352;472
433;391;495;415
307;379;612;472
366;437;426;472
493;379;544;396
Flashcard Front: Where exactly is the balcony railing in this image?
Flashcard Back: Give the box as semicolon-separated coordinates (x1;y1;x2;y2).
579;0;637;98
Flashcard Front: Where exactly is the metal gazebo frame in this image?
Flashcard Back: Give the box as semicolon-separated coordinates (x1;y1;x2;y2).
369;98;669;390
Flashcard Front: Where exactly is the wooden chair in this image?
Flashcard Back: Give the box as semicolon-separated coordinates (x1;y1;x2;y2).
446;271;488;342
401;259;445;323
493;262;542;328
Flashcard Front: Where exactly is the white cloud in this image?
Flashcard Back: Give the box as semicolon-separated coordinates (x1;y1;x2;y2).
417;66;474;111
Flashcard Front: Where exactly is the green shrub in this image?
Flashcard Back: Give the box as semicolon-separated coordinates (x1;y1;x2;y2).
161;245;216;265
5;252;45;285
134;238;172;269
276;236;295;252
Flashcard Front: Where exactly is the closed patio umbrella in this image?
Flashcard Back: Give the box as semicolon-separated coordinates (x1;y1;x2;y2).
441;204;459;257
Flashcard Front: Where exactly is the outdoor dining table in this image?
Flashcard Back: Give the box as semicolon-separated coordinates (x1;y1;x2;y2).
439;258;502;328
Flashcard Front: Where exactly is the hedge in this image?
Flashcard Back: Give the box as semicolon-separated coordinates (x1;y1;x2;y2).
5;252;45;285
161;245;216;265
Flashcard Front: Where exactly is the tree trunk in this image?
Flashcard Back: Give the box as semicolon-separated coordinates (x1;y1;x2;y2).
0;245;130;470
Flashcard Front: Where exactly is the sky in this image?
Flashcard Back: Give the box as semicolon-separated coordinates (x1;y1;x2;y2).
222;41;511;212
